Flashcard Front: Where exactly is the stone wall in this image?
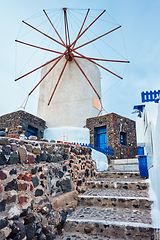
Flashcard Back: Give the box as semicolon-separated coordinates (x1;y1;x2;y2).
0;110;46;139
86;113;137;160
0;137;95;239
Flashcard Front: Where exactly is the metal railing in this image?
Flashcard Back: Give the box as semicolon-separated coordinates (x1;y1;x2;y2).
93;146;113;155
141;90;160;103
72;142;113;156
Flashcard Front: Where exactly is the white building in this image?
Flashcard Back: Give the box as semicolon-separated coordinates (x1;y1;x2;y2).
134;90;160;227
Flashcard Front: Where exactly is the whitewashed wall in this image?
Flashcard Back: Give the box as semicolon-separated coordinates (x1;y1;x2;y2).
136;117;145;147
136;101;160;226
136;102;159;169
148;102;160;205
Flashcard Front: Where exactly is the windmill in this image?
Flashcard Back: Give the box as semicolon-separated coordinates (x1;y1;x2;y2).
15;8;129;128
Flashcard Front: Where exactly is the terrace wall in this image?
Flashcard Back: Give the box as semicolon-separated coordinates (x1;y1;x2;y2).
0;137;95;239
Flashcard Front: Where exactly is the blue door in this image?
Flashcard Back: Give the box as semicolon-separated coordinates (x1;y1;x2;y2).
96;126;107;152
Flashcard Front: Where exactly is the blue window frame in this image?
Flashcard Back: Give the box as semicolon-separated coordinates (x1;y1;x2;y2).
120;132;127;145
27;125;37;139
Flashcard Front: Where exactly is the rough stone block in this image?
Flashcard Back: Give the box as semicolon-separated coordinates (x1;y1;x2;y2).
11;220;25;235
23;173;32;181
30;184;33;191
8;152;20;164
35;189;43;197
51;191;77;211
18;147;27;163
32;148;41;154
0;138;9;146
2;146;11;155
24;213;35;224
28;154;35;164
0;218;8;230
6;195;16;204
11;143;17;151
5;179;18;191
32;176;39;188
0;227;11;239
0;185;3;193
25;144;33;153
47;146;55;154
8;205;21;219
40;174;45;179
9;169;17;175
18;183;28;191
31;167;37;175
0;170;7;180
18;196;27;205
40;152;47;161
0;154;7;165
0;200;6;212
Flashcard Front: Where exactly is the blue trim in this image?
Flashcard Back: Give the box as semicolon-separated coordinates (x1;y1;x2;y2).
137;146;148;177
133;105;145;111
137;147;144;155
72;142;113;156
96;126;107;154
93;146;113;155
138;156;148;178
141;90;160;103
133;104;145;117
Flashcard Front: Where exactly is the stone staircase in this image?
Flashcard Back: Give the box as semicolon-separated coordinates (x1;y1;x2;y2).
109;158;139;171
57;162;160;239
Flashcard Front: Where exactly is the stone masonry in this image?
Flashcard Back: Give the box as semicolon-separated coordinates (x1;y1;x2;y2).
86;113;137;160
0;110;46;139
62;170;160;239
0;137;96;239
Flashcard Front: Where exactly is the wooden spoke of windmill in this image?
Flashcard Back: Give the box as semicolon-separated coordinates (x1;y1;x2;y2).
15;8;130;106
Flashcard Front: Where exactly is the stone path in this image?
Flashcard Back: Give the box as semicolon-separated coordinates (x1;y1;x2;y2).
80;189;149;198
56;231;127;239
56;167;160;239
87;178;149;191
67;206;152;225
92;178;148;183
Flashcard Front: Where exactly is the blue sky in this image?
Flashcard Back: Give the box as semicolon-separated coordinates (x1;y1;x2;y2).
0;0;160;121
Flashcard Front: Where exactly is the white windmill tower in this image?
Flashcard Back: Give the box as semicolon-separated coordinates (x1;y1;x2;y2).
15;8;129;142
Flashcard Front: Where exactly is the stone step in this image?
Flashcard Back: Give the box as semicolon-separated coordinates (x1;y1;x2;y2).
97;171;141;179
109;159;139;171
110;158;138;165
78;189;153;210
111;164;139;171
55;230;127;239
64;207;156;239
87;178;149;191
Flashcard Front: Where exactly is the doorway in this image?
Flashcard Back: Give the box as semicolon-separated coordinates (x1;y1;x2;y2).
96;126;107;151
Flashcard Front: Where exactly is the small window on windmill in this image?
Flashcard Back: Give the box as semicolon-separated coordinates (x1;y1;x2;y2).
27;125;37;139
120;132;127;146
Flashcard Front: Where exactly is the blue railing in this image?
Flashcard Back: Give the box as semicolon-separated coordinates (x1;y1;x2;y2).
141;90;160;103
93;146;113;155
72;142;113;156
72;142;92;147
